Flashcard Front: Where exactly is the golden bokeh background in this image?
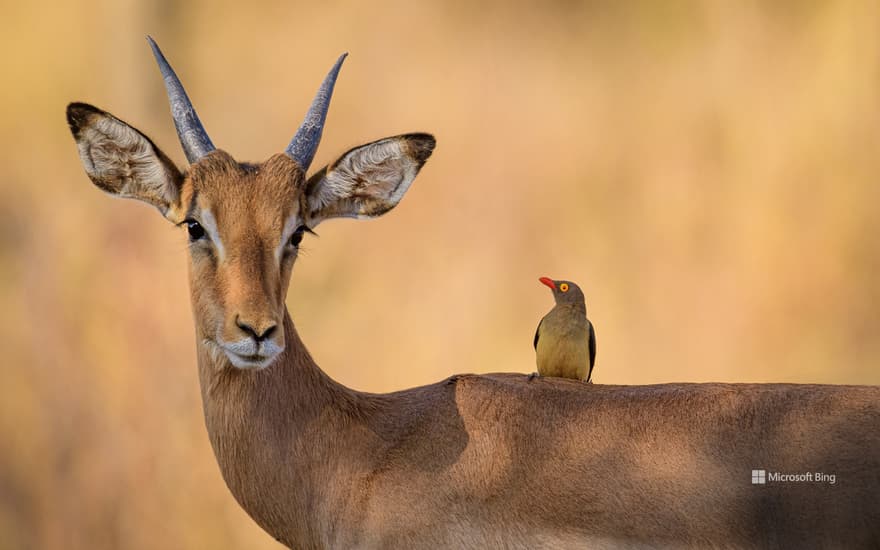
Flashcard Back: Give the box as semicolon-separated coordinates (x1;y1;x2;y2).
2;1;879;548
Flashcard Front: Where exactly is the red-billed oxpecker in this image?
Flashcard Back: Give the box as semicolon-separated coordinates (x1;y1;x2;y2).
532;277;596;382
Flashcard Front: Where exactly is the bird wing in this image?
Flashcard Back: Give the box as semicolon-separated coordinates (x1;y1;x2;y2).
533;318;544;350
587;319;596;381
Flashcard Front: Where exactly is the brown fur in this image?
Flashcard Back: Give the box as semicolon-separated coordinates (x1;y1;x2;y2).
67;102;880;549
203;316;880;548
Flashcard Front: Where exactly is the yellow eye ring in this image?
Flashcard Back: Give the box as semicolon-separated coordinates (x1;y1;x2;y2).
560;283;569;292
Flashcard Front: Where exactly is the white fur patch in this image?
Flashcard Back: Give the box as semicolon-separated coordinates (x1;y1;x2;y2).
275;213;303;262
199;209;226;261
217;336;283;370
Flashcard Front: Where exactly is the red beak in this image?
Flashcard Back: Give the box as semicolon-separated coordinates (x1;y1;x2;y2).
539;277;556;290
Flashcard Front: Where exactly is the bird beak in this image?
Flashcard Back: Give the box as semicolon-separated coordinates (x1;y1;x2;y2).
539;277;556;290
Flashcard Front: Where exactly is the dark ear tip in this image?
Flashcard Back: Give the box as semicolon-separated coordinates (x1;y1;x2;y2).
66;102;102;135
404;133;436;164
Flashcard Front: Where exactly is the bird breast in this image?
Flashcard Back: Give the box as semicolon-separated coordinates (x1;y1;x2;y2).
536;308;589;379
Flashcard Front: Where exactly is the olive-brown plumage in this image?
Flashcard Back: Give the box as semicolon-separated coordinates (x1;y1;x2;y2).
533;277;596;382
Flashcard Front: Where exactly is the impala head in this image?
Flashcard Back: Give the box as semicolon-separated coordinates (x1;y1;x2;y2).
67;38;435;370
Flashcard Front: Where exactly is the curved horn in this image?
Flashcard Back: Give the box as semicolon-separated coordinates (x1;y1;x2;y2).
285;53;347;171
147;36;215;164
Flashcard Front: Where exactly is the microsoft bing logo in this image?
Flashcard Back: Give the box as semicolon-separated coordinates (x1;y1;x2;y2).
750;468;836;485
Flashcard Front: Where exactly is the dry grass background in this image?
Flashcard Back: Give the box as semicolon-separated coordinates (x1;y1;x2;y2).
1;1;879;548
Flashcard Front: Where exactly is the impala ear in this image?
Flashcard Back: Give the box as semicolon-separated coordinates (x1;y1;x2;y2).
303;133;435;226
67;102;186;222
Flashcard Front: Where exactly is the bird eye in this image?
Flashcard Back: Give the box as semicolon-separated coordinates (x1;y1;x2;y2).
560;283;569;292
288;226;306;248
186;220;205;241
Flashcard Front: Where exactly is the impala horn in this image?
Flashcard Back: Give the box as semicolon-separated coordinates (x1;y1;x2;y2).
285;53;347;171
147;36;216;164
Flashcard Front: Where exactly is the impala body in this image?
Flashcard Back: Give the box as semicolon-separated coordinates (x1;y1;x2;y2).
68;39;880;549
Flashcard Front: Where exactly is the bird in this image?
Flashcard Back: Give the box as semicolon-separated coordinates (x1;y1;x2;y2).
532;277;596;383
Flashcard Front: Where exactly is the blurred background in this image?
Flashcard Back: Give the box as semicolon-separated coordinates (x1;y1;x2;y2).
1;1;879;548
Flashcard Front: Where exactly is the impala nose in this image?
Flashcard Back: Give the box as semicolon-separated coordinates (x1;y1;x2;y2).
235;317;278;342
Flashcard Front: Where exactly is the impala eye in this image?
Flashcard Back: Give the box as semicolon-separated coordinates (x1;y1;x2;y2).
186;220;205;241
289;226;306;248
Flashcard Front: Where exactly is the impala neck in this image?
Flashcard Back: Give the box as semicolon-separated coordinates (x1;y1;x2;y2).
194;308;365;544
196;308;353;418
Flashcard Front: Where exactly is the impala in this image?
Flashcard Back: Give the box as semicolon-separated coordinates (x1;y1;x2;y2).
67;38;880;549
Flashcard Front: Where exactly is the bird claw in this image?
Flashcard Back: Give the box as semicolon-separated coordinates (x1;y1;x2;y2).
528;372;540;381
